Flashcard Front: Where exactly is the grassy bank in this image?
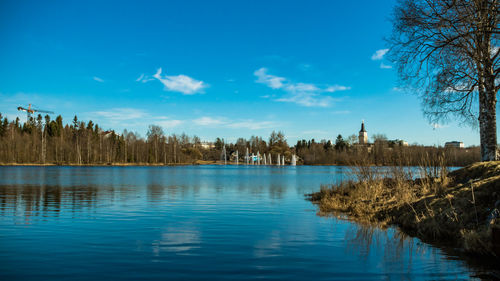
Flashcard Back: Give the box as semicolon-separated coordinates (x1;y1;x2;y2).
308;161;500;256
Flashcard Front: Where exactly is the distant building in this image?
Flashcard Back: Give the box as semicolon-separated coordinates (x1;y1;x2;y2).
388;139;409;147
358;121;368;144
201;142;215;149
445;141;464;148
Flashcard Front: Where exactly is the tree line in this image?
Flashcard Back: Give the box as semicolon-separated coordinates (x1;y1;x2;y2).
0;113;290;165
295;134;479;166
0;112;479;166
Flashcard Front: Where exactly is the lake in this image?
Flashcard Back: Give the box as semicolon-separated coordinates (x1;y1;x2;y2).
0;166;481;280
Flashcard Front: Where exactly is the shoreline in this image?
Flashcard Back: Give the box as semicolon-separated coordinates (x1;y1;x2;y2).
0;162;453;167
307;161;500;258
0;161;321;167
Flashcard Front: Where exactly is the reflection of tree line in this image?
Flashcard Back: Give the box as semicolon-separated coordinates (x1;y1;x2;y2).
344;224;447;276
343;223;498;277
0;178;292;218
0;185;100;219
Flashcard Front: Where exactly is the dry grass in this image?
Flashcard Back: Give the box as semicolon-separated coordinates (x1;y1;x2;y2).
308;158;500;256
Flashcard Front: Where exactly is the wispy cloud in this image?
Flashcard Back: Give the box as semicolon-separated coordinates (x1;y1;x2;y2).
331;110;350;115
193;116;226;126
136;73;155;83
254;68;286;89
93;108;147;121
193;116;278;130
431;123;449;129
380;63;392;69
277;83;335;107
152;68;207;95
92;109;278;131
371;48;389;61
155;119;183;128
226;120;276;130
297;63;312;71
325;85;351;92
254;68;350;107
93;76;104;83
302;130;329;135
90;108;182;130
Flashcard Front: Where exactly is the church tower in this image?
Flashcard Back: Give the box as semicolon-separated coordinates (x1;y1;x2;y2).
358;121;368;144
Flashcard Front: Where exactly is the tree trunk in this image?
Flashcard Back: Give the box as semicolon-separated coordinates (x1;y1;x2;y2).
479;80;498;161
87;135;90;163
41;127;46;164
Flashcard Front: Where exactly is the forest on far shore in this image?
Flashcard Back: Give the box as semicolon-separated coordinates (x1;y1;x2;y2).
0;113;479;166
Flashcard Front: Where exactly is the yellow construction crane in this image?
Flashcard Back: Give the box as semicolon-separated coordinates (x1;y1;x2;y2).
17;104;54;119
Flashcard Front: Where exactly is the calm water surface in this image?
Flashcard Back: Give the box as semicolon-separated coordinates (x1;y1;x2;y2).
0;166;479;280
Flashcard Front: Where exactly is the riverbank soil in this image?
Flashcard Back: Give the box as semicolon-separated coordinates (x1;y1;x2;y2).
308;161;500;256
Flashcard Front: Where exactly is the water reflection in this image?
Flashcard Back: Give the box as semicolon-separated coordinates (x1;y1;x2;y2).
0;166;483;280
342;222;499;280
152;226;201;255
0;185;99;220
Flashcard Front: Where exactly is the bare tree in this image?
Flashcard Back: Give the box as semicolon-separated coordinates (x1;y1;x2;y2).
389;0;499;161
147;125;164;163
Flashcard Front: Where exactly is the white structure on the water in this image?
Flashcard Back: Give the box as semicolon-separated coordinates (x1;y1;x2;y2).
282;155;285;166
263;153;267;165
221;145;227;165
235;150;239;165
277;154;281;166
291;154;296;166
245;148;249;165
268;153;272;165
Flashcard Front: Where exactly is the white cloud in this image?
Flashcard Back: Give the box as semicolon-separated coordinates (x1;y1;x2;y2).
380;63;392;69
431;123;449;129
93;76;104;83
254;68;286;89
371;48;389;60
302;130;329;135
331;110;350;115
193;116;226;126
325;85;351;92
90;108;182;130
136;73;155;83
276;93;333;107
278;83;334;107
254;68;349;107
155;119;183;128
226;120;275;130
192;116;278;130
153;68;207;95
93;108;148;121
135;74;144;82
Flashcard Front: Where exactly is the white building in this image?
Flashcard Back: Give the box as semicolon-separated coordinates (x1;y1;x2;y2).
201;142;215;149
445;141;464;148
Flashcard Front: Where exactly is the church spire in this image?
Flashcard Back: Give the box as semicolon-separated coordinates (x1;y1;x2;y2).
358;120;368;144
360;120;366;133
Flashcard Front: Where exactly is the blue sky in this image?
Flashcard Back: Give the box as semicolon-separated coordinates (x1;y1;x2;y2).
0;0;493;146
